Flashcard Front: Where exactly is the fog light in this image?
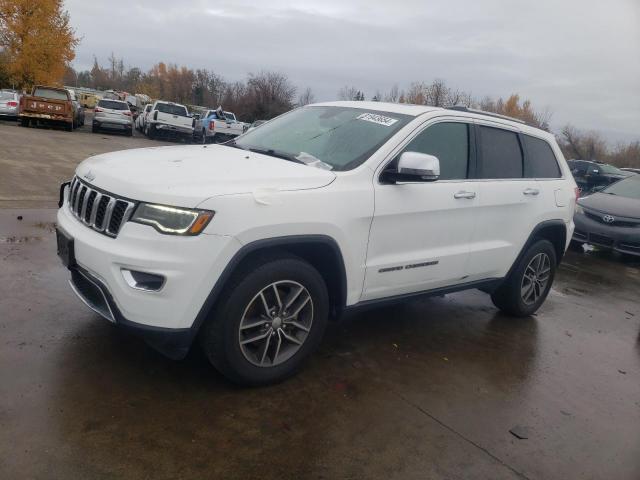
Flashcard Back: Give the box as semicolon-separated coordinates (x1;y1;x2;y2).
121;269;165;291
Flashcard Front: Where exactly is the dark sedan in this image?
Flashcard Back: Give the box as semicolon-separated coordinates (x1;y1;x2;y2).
567;159;634;196
573;175;640;256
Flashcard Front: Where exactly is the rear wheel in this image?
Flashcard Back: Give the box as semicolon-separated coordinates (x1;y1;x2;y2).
201;255;329;386
147;124;156;139
491;239;557;317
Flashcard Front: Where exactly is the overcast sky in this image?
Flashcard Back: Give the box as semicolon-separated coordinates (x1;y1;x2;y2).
66;0;639;143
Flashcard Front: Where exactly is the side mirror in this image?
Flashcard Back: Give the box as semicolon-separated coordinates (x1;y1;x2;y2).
385;152;440;183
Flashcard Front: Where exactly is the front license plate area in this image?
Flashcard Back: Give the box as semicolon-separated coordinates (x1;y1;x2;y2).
56;228;76;268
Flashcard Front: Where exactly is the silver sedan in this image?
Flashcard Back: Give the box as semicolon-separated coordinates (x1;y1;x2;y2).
0;90;20;119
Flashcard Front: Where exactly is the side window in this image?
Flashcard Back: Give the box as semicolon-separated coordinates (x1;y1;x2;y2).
478;126;523;179
523;135;561;178
399;122;469;180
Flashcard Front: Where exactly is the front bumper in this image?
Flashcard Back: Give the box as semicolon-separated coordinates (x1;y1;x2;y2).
68;265;193;359
573;212;640;256
57;197;242;356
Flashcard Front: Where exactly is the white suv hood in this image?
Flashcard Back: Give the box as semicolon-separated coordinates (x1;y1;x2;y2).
75;145;336;207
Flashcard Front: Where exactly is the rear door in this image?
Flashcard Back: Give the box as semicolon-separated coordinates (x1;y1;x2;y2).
465;122;544;281
362;118;480;301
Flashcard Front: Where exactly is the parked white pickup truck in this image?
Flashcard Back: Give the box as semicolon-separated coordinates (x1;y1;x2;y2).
194;109;245;144
145;101;194;141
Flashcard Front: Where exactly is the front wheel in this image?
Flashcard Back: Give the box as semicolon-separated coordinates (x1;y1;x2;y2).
201;255;329;386
491;239;557;317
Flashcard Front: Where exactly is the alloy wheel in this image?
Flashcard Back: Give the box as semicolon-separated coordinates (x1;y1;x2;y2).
520;252;551;306
238;280;314;367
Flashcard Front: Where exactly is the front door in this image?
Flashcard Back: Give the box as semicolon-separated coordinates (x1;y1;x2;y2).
362;120;480;301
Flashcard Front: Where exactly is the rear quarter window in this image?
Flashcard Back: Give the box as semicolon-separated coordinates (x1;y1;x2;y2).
523;135;561;178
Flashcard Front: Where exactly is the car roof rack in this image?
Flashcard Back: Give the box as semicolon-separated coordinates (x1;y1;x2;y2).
447;105;526;124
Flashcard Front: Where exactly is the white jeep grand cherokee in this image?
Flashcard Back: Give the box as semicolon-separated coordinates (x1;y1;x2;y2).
56;101;577;385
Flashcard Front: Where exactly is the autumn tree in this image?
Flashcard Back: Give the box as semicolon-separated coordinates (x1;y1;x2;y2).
0;0;79;88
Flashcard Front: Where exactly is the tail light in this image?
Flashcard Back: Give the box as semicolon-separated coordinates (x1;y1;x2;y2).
94;107;102;113
209;120;215;130
7;101;17;107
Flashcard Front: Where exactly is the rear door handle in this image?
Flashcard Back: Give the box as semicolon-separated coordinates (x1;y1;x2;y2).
523;188;540;196
454;191;476;199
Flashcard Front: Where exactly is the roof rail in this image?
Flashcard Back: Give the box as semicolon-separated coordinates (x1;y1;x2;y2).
447;105;526;124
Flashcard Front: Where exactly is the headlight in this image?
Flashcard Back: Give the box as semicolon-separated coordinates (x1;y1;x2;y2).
131;203;214;235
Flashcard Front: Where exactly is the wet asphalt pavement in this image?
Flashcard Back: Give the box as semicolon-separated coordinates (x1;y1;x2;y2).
1;209;639;480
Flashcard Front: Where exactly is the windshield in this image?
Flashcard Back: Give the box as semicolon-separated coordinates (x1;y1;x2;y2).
98;100;128;110
156;103;188;116
33;88;68;100
598;163;625;175
235;106;412;171
602;175;640;199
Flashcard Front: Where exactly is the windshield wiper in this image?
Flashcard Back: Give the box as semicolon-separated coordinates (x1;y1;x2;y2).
247;147;306;165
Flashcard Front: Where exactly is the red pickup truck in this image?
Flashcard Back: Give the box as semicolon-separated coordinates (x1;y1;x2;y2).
19;85;74;131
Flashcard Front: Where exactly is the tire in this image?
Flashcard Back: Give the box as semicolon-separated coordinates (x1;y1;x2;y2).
147;124;156;140
126;128;133;137
200;254;329;386
491;239;557;317
19;118;29;127
65;122;73;132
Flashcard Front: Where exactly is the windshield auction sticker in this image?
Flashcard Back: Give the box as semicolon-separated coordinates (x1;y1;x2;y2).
356;113;398;127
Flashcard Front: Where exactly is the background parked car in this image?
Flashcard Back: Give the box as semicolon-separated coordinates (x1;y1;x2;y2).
573;174;640;256
145;100;193;141
19;85;74;131
67;89;85;128
0;90;20;120
77;92;99;109
193;108;244;143
135;104;153;131
567;159;635;196
92;99;133;136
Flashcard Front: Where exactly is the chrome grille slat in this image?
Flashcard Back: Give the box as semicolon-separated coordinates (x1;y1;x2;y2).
66;177;135;238
89;193;102;225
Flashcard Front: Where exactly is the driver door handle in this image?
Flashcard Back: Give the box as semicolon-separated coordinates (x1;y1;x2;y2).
523;188;540;196
454;191;476;199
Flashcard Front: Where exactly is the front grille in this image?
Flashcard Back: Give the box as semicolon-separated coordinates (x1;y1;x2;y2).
589;233;614;247
619;242;640;253
585;211;639;228
67;177;136;237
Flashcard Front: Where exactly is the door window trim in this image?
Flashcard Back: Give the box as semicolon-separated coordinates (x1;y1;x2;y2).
376;116;477;185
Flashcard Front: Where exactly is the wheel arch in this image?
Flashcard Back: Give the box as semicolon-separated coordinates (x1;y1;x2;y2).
191;235;348;340
508;220;567;280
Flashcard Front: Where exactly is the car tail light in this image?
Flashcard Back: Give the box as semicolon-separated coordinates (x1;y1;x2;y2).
209;120;215;130
7;101;17;107
94;107;102;113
